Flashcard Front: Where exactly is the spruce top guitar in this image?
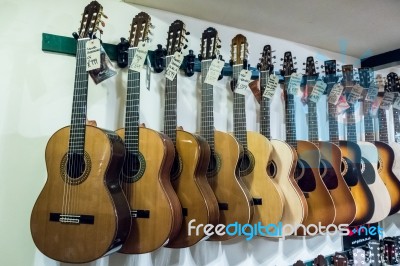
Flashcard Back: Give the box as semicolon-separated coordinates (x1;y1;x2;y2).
163;22;219;248
116;13;182;254
30;1;131;263
387;72;400;185
199;29;253;241
258;45;307;231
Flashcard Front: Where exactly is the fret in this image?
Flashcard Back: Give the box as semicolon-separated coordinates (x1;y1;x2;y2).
200;60;216;152
327;102;340;145
259;71;271;138
378;108;389;143
284;77;298;149
163;56;178;146
363;102;375;142
232;64;248;150
345;104;358;142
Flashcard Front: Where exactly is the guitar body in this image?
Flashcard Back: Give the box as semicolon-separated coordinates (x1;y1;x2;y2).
166;129;219;248
241;132;284;228
296;140;335;232
339;140;374;225
318;141;356;225
390;141;400;182
374;141;400;214
30;126;131;263
117;127;182;254
270;139;307;233
207;130;253;241
358;141;391;222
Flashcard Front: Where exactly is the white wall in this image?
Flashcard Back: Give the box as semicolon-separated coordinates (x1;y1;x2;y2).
0;0;399;266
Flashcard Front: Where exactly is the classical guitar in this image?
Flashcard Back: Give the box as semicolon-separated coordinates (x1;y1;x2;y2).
257;45;307;231
357;67;391;223
281;52;335;235
303;57;355;226
30;2;131;263
199;29;253;241
338;65;374;226
230;35;284;230
387;72;400;183
116;13;182;254
162;21;219;248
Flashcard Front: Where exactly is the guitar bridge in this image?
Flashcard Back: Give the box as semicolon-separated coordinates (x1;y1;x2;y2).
49;213;94;224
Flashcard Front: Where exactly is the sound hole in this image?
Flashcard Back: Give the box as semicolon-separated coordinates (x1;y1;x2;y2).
207;152;221;178
341;157;359;187
267;160;277;178
295;159;316;192
121;152;146;183
61;152;91;185
67;153;86;178
170;153;183;181
239;150;255;176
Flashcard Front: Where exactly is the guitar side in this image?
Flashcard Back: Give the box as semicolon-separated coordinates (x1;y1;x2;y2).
117;127;182;254
30;126;131;263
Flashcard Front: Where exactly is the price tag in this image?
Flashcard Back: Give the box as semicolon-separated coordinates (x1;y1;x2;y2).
371;97;382;116
204;59;224;85
328;84;344;105
337;95;350;114
165;52;184;81
393;96;400;110
365;84;378;102
309;81;327;103
287;73;302;95
347;84;364;104
234;69;252;95
262;74;279;99
85;39;101;71
380;92;395;110
130;41;149;72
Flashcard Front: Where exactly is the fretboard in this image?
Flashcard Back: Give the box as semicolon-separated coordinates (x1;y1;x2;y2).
284;77;297;149
393;107;400;142
346;103;358;142
259;71;271;139
68;38;89;156
378;108;389;143
327;101;340;145
306;79;319;144
124;48;140;154
200;60;215;152
363;101;375;142
232;64;248;151
164;56;177;146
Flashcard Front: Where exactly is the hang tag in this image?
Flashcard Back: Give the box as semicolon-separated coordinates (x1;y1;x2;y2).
88;45;117;84
380;92;395;110
204;59;225;85
287;73;302;95
146;55;151;91
371;97;382;116
165;52;184;81
393;96;400;110
85;39;101;71
347;84;364;104
308;81;327;103
234;69;252;95
263;74;279;99
130;41;149;72
365;84;378;102
328;84;344;105
337;95;350;114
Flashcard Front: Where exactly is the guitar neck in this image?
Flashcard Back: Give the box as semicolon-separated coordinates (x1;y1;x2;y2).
200;60;215;152
164;55;178;146
232;64;248;150
327;101;340;145
393;107;400;142
378;108;389;143
124;48;140;154
259;71;271;139
285;78;298;149
68;38;90;156
346;104;358;142
363;101;376;142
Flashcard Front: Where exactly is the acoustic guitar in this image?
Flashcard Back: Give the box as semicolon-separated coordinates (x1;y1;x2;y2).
163;21;219;248
338;65;374;226
230;35;284;230
281;52;335;235
30;2;131;263
357;67;391;223
257;45;307;232
116;13;182;254
199;29;253;241
303;57;356;226
387;72;400;183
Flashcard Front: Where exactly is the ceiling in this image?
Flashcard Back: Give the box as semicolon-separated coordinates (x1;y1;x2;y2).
124;0;400;59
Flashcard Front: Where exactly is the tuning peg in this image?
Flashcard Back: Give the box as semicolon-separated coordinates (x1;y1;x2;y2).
100;20;105;27
101;12;108;19
320;65;324;68
272;50;276;52
293;56;297;60
72;32;79;40
149;23;155;29
294;62;297;65
272;56;276;59
315;61;319;64
186;31;191;35
303;62;306;65
279;64;283;66
280;58;283;61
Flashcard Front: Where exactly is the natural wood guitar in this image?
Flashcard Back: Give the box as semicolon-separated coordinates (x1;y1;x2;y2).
117;13;182;254
30;2;131;263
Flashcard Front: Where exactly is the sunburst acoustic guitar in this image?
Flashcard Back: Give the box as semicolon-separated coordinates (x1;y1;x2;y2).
116;13;182;254
30;2;131;263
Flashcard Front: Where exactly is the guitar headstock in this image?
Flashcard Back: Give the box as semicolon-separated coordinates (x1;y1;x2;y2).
341;65;356;92
368;239;383;265
199;27;221;60
280;51;297;77
358;67;372;89
323;60;340;94
166;20;190;55
293;260;305;266
230;34;248;66
128;12;153;47
313;254;327;266
351;247;370;265
77;1;106;39
304;56;318;76
383;237;399;265
386;72;400;92
332;253;348;266
257;45;274;75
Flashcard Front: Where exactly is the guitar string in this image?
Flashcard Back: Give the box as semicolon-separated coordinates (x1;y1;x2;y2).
233;64;247;153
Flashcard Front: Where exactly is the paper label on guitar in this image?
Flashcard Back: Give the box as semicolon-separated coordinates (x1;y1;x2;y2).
365;84;379;102
204;59;224;86
165;52;184;81
380;92;395;109
288;73;302;95
85;39;101;71
347;84;364;104
337;95;350;114
309;80;327;103
328;84;344;105
130;41;149;72
234;69;252;95
371;97;382;116
88;45;117;85
393;96;400;110
262;74;279;99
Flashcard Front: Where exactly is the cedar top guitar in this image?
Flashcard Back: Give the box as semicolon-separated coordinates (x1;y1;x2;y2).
163;21;219;248
30;1;131;263
281;52;335;234
199;29;253;241
230;36;285;230
116;14;182;254
339;65;374;226
303;57;356;226
258;45;307;232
